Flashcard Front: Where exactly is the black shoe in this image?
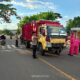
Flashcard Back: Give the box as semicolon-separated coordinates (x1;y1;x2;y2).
70;54;73;56
68;54;73;56
68;54;70;55
33;56;37;59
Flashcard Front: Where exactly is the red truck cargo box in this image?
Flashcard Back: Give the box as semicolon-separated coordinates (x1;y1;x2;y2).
37;20;62;27
22;20;63;42
22;23;33;41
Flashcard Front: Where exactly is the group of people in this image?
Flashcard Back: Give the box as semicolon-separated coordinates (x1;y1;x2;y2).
1;32;79;58
68;32;80;56
31;31;80;59
1;31;77;59
0;34;19;46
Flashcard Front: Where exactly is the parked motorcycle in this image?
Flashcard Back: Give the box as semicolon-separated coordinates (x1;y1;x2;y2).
0;35;6;45
0;39;6;45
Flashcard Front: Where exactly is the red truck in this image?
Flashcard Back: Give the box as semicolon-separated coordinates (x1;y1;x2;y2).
21;20;67;55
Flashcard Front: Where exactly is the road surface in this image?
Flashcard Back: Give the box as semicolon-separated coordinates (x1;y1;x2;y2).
0;37;80;80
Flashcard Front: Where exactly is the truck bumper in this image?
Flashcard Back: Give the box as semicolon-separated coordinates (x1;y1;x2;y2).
46;43;64;52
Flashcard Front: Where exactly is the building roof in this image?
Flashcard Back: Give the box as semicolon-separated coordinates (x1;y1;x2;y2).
71;27;80;31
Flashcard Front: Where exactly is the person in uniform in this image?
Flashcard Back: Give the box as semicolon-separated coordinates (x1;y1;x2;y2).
69;32;79;56
15;33;18;47
68;32;75;56
32;32;37;58
74;34;79;55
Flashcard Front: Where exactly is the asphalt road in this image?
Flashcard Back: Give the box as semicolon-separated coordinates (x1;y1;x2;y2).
0;37;80;80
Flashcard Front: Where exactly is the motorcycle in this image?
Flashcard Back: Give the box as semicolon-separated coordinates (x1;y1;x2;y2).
0;35;6;45
0;39;6;45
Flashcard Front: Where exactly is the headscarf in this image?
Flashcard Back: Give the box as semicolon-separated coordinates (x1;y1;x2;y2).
70;32;75;44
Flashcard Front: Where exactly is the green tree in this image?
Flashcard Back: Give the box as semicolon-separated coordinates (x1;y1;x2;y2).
66;19;73;34
18;11;62;28
2;29;13;35
18;16;30;28
0;30;3;34
38;12;62;20
66;16;80;34
0;0;19;23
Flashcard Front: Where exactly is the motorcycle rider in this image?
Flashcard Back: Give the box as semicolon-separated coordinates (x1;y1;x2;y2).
0;35;6;45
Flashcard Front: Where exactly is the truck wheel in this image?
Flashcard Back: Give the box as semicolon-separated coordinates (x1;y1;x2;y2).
26;42;30;48
56;48;62;55
38;44;45;56
56;50;60;55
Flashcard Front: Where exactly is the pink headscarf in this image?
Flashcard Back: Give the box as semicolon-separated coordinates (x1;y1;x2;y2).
70;32;75;44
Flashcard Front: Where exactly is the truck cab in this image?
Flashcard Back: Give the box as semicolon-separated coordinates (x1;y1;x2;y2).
37;21;67;55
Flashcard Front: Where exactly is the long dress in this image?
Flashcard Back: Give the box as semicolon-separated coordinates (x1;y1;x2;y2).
74;38;79;55
69;33;75;55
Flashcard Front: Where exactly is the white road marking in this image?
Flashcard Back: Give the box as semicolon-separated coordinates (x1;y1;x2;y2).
2;46;5;49
21;49;77;80
0;45;17;50
39;58;77;80
11;45;16;48
7;45;11;49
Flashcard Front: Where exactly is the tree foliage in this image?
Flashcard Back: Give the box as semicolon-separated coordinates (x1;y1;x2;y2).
0;0;19;23
2;29;13;35
66;16;80;34
18;11;62;28
0;30;3;34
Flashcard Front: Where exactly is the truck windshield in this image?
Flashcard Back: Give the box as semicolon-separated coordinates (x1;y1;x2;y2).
47;26;66;35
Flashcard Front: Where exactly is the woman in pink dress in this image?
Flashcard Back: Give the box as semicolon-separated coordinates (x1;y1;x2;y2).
74;35;79;55
69;32;79;56
68;32;75;56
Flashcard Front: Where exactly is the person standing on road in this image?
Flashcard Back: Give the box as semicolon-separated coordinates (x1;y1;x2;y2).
73;34;79;55
31;32;37;58
68;32;75;56
20;35;23;44
15;33;18;47
69;32;79;56
10;35;12;39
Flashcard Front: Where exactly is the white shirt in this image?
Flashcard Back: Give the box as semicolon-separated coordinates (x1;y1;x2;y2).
32;35;37;45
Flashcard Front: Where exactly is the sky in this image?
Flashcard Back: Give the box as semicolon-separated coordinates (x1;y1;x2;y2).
0;0;80;30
